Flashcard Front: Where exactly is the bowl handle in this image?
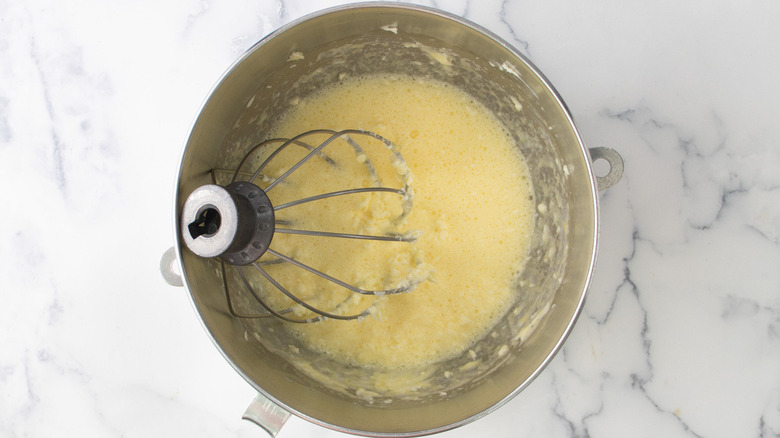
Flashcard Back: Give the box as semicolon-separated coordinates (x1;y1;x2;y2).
243;392;292;437
588;147;624;191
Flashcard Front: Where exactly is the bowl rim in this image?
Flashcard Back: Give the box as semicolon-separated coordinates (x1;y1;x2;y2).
173;2;600;436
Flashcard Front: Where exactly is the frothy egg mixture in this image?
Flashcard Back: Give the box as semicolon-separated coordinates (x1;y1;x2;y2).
253;74;534;372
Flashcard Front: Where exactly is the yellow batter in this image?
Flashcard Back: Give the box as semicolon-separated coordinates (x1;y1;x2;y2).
254;74;534;371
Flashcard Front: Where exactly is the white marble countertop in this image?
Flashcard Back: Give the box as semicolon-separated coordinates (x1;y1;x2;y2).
2;0;779;437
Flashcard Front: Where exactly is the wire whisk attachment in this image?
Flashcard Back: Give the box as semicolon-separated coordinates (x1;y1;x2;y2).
181;130;425;323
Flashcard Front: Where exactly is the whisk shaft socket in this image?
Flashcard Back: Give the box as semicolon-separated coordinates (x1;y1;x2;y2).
181;182;275;265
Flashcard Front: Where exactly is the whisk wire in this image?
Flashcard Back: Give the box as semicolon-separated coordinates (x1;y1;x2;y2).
267;248;417;296
230;131;339;184
264;130;363;192
274;187;404;211
251;261;373;322
274;228;415;242
237;264;325;323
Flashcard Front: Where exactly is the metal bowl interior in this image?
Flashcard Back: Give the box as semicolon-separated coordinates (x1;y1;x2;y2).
175;4;598;436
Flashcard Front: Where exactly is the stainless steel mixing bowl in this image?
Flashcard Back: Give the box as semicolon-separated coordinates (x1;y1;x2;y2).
162;3;622;436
